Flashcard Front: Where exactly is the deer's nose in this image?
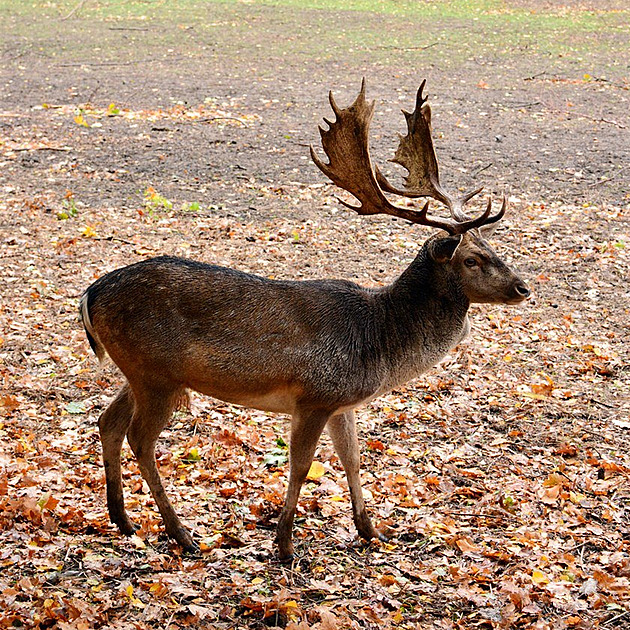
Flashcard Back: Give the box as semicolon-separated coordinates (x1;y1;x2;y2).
513;282;531;299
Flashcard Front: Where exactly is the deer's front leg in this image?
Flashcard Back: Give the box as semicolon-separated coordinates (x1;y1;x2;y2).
276;408;331;561
327;410;385;543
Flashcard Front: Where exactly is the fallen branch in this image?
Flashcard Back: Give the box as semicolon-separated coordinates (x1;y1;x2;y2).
13;145;72;152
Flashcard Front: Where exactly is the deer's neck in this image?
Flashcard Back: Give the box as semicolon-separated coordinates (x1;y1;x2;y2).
372;248;470;389
390;248;470;314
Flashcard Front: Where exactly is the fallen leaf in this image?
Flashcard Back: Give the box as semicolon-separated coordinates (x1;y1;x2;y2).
307;461;326;480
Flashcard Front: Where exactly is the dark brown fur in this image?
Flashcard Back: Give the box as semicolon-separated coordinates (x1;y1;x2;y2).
80;229;529;560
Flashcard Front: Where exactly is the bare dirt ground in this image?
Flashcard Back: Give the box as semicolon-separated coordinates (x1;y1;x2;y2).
0;1;629;629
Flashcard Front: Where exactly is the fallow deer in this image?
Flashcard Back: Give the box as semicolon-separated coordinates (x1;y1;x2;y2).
80;80;529;560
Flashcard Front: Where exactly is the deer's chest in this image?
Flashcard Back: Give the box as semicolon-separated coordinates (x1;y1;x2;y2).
380;314;470;393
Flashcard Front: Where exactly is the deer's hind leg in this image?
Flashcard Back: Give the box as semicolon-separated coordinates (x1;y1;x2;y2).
125;383;196;550
98;383;137;535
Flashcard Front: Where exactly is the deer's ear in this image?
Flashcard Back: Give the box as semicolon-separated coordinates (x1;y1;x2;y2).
480;221;500;238
429;234;463;263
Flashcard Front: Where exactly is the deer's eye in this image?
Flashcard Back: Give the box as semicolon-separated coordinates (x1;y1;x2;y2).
464;257;478;268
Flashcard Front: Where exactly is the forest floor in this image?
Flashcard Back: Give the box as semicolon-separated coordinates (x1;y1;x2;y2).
0;1;629;628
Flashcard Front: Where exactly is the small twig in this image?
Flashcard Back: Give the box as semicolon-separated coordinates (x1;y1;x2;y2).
94;236;135;246
579;544;586;569
599;118;626;129
198;116;248;126
5;49;29;61
590;76;630;90
108;26;149;31
60;0;89;21
445;511;511;520
604;609;629;626
589;178;612;188
56;56;189;68
164;609;177;629
524;71;547;81
589;398;615;409
510;101;541;109
576;427;609;442
472;163;493;177
57;60;139;68
588;162;629;187
378;42;439;51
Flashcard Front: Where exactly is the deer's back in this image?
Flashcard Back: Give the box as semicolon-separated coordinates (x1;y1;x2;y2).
84;256;386;414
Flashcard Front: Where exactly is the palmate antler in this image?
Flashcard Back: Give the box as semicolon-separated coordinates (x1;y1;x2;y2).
310;79;505;236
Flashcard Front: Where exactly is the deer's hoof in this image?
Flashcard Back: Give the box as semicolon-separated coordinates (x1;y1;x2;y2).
278;551;294;564
116;519;141;536
276;541;295;564
182;540;201;555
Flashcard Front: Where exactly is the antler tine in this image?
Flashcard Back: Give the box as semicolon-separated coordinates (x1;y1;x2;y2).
455;195;506;232
328;90;342;118
412;201;462;233
412;200;471;233
461;186;484;205
448;186;485;222
486;195;507;226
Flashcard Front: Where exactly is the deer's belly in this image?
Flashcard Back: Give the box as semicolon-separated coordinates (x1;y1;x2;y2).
191;380;301;416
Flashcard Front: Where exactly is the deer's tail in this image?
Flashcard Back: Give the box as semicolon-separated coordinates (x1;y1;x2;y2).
79;290;107;364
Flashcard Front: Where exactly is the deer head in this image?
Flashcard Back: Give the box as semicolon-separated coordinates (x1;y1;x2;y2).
310;79;530;305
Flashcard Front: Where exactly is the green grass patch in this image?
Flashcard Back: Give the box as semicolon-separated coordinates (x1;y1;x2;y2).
1;0;627;76
2;0;627;25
